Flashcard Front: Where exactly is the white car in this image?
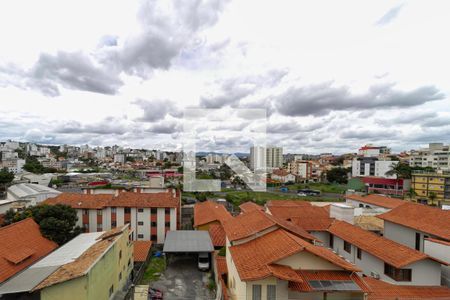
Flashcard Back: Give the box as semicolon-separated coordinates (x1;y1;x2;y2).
198;252;210;271
297;192;307;196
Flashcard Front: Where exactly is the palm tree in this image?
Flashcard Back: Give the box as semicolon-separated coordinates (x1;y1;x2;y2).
385;162;412;179
406;187;416;201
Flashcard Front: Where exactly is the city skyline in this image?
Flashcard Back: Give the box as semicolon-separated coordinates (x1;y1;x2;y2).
0;1;449;153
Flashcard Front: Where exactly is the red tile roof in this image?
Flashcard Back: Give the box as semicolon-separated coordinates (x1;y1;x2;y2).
328;220;436;268
133;241;152;262
209;224;226;247
215;255;228;275
0;218;58;283
44;191;180;209
346;194;405;209
425;237;450;247
268;204;333;231
44;193;114;209
378;202;450;241
289;270;369;293
267;200;312;207
112;192;179;208
229;229;359;281
272;169;290;177
223;209;317;243
239;201;263;213
363;276;450;300
194;201;232;228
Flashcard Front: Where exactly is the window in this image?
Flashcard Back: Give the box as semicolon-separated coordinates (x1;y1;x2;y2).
344;241;351;253
165;208;170;214
267;285;276;300
151;222;157;227
119;250;122;260
109;285;114;297
137;234;144;239
252;285;261;300
329;234;334;248
83;209;89;215
97;224;102;231
97;209;102;215
151;208;157;215
138;208;144;213
359;203;364;208
357;247;362;260
111;207;116;213
138;221;144;226
151;235;157;241
415;232;421;250
165;222;170;227
111;221;117;227
384;263;412;281
124;208;131;214
119;272;122;281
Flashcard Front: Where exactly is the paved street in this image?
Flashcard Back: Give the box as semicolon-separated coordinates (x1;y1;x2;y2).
151;255;215;300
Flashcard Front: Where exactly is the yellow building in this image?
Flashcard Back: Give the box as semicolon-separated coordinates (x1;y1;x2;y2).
0;225;134;300
412;171;450;206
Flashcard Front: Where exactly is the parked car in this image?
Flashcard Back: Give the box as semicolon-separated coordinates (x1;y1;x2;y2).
297;192;307;196
149;288;163;299
198;252;210;271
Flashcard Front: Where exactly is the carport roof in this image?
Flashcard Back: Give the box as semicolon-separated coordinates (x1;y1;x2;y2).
163;231;214;253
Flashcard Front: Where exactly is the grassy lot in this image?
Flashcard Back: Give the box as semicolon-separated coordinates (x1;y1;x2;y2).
140;257;166;284
286;183;346;194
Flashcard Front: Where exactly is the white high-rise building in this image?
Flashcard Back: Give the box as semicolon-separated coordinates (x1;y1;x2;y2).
410;143;450;171
250;146;266;170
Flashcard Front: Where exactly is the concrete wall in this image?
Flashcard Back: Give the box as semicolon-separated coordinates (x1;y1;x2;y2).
157;208;165;244
424;240;450;286
276;251;342;270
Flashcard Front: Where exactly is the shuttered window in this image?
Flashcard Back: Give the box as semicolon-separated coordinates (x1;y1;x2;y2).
252;285;261;300
267;285;276;300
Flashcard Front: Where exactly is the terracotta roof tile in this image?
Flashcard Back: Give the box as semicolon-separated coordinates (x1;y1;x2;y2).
194;201;232;228
229;229;359;281
272;169;290;177
378;202;450;241
289;270;370;293
223;209;317;243
44;191;180;209
363;276;450;300
268;205;333;231
0;218;57;283
134;241;152;262
215;255;228;275
239;202;263;213
208;224;226;247
267;200;312;207
425;237;450;247
346;194;405;209
44;193;114;209
328;220;435;268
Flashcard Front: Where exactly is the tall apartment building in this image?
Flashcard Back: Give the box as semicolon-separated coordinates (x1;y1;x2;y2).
410;143;450;171
45;189;181;244
352;157;398;179
288;160;312;181
266;146;283;169
249;146;283;170
249;146;266;170
411;170;450;205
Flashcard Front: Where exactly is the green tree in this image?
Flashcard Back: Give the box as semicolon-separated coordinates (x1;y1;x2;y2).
23;156;46;174
385;162;412;179
406;187;416;200
0;168;14;190
429;192;437;205
326;167;349;184
2;204;82;245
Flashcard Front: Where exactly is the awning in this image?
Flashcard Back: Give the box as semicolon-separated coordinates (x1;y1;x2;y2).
163;231;214;253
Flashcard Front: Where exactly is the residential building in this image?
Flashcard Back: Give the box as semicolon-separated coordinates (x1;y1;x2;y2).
358;145;391;157
238;201;263;214
271;169;296;183
378;202;450;253
411;170;450;205
0;225;133;300
266;146;283;169
114;154;125;164
345;194;405;212
44;190;181;244
424;238;450;286
222;209;368;300
0;218;58;284
287;160;313;182
328;220;443;286
410;143;450;171
249;146;266;171
194;201;232;249
359;177;409;197
352;157;398;179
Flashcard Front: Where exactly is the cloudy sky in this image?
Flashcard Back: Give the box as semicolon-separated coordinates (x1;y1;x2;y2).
0;0;449;154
